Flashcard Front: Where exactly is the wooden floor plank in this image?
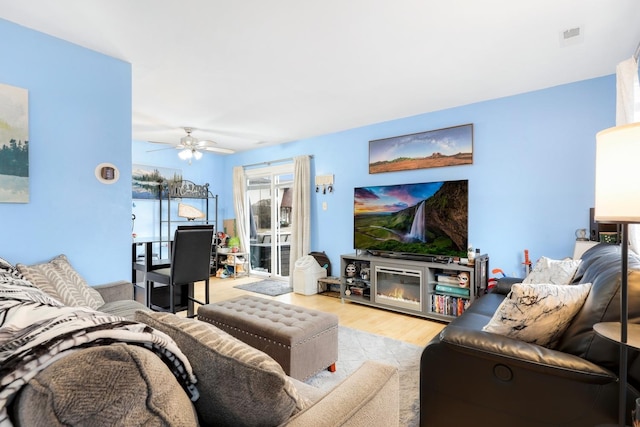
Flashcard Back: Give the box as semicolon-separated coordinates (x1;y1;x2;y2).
183;276;445;347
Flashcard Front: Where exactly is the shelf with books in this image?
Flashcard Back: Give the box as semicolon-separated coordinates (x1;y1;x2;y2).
430;294;471;317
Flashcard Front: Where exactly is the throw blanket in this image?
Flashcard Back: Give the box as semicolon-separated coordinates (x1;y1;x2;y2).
0;277;199;427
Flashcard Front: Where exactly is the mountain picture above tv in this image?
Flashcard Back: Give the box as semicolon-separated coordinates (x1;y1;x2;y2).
354;180;468;258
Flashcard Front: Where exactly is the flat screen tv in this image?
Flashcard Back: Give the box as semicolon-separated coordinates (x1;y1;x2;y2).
354;180;468;258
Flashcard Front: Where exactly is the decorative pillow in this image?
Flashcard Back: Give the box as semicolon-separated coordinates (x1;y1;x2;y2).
0;256;14;271
134;310;310;426
0;257;25;280
0;256;38;291
16;254;104;309
523;256;581;285
13;343;199;426
482;282;592;348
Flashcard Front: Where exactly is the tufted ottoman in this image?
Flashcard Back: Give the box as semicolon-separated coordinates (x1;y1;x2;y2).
197;295;339;381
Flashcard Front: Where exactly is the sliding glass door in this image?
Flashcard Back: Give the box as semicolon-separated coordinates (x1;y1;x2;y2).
245;164;294;279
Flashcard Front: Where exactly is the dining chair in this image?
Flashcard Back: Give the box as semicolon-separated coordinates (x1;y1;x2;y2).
145;225;214;317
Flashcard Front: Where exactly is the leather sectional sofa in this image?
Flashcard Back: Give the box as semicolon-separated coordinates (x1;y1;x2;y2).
421;243;640;426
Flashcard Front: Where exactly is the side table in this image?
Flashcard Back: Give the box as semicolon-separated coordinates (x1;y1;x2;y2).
593;322;640;427
317;276;341;297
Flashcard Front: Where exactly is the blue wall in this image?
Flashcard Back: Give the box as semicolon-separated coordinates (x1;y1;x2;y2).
212;76;615;278
0;19;132;284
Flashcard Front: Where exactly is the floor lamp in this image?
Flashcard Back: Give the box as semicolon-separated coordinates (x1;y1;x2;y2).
593;122;640;427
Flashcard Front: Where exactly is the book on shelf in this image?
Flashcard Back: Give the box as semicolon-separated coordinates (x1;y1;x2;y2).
430;294;471;317
434;284;470;297
435;273;459;284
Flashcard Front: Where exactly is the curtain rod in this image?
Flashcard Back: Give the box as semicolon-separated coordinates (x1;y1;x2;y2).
243;155;313;169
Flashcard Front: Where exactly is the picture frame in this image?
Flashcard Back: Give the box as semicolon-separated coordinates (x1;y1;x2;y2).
0;83;29;203
369;123;473;174
132;164;182;199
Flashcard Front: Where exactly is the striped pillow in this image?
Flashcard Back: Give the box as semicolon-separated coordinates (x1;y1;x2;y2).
17;254;104;310
0;256;36;289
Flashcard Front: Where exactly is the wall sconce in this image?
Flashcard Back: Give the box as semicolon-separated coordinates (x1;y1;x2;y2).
315;174;334;194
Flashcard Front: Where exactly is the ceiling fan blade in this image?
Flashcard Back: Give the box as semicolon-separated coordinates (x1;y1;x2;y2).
199;139;235;154
202;145;235;154
147;140;175;146
146;146;176;153
146;130;235;155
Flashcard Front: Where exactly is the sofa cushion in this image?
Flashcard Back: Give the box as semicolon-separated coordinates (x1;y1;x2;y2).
557;244;640;370
523;256;581;285
16;254;104;309
99;299;149;320
134;310;310;426
482;282;592;348
12;343;198;426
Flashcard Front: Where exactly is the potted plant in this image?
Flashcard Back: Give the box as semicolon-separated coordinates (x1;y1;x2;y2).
227;236;241;253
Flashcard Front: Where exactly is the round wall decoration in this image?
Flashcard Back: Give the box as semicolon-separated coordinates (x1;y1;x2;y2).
95;163;120;184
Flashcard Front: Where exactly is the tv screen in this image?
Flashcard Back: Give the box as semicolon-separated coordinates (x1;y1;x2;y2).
354;180;468;258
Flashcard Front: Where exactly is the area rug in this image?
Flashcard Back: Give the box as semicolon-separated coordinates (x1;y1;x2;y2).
305;326;422;427
233;279;293;296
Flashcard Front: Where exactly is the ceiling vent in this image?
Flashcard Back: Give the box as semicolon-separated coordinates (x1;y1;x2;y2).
559;26;584;47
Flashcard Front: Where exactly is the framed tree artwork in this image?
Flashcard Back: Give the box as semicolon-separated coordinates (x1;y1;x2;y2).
0;83;29;203
132;164;183;199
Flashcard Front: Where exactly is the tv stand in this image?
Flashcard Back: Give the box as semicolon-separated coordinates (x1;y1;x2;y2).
375;252;453;264
340;252;489;322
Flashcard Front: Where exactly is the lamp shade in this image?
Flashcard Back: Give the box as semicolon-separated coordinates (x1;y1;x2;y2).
178;148;193;160
594;122;640;223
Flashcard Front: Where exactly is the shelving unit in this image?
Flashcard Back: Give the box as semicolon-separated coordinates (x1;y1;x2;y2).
159;180;218;271
340;252;488;322
218;252;249;278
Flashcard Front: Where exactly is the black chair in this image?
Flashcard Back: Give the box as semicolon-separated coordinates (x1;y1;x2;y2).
145;225;214;317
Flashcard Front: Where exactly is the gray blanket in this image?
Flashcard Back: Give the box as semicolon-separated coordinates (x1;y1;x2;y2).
0;271;198;427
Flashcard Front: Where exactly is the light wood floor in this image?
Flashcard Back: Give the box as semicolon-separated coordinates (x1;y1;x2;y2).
185;275;445;347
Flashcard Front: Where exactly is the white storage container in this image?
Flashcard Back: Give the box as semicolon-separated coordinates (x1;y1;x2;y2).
292;255;327;295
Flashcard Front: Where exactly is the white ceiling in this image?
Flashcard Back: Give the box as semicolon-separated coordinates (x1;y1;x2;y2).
1;1;639;154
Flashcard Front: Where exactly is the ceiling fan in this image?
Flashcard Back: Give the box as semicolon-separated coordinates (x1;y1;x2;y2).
148;127;235;162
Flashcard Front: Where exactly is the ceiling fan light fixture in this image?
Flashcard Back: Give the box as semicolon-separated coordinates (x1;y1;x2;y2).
193;150;203;160
180;134;197;146
178;148;193;160
180;127;198;147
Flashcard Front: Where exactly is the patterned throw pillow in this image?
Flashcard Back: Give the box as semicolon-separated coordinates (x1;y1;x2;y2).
134;310;310;426
523;256;581;285
0;256;35;288
0;256;24;279
482;282;592;348
16;254;104;309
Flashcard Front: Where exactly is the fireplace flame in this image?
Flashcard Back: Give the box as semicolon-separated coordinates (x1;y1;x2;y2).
388;287;404;300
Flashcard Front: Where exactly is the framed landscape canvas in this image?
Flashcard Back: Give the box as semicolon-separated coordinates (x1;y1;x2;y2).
369;124;473;174
132;164;182;199
0;83;29;203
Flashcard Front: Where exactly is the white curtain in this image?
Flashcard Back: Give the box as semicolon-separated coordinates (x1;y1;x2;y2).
615;56;640;253
232;166;250;253
289;155;311;276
